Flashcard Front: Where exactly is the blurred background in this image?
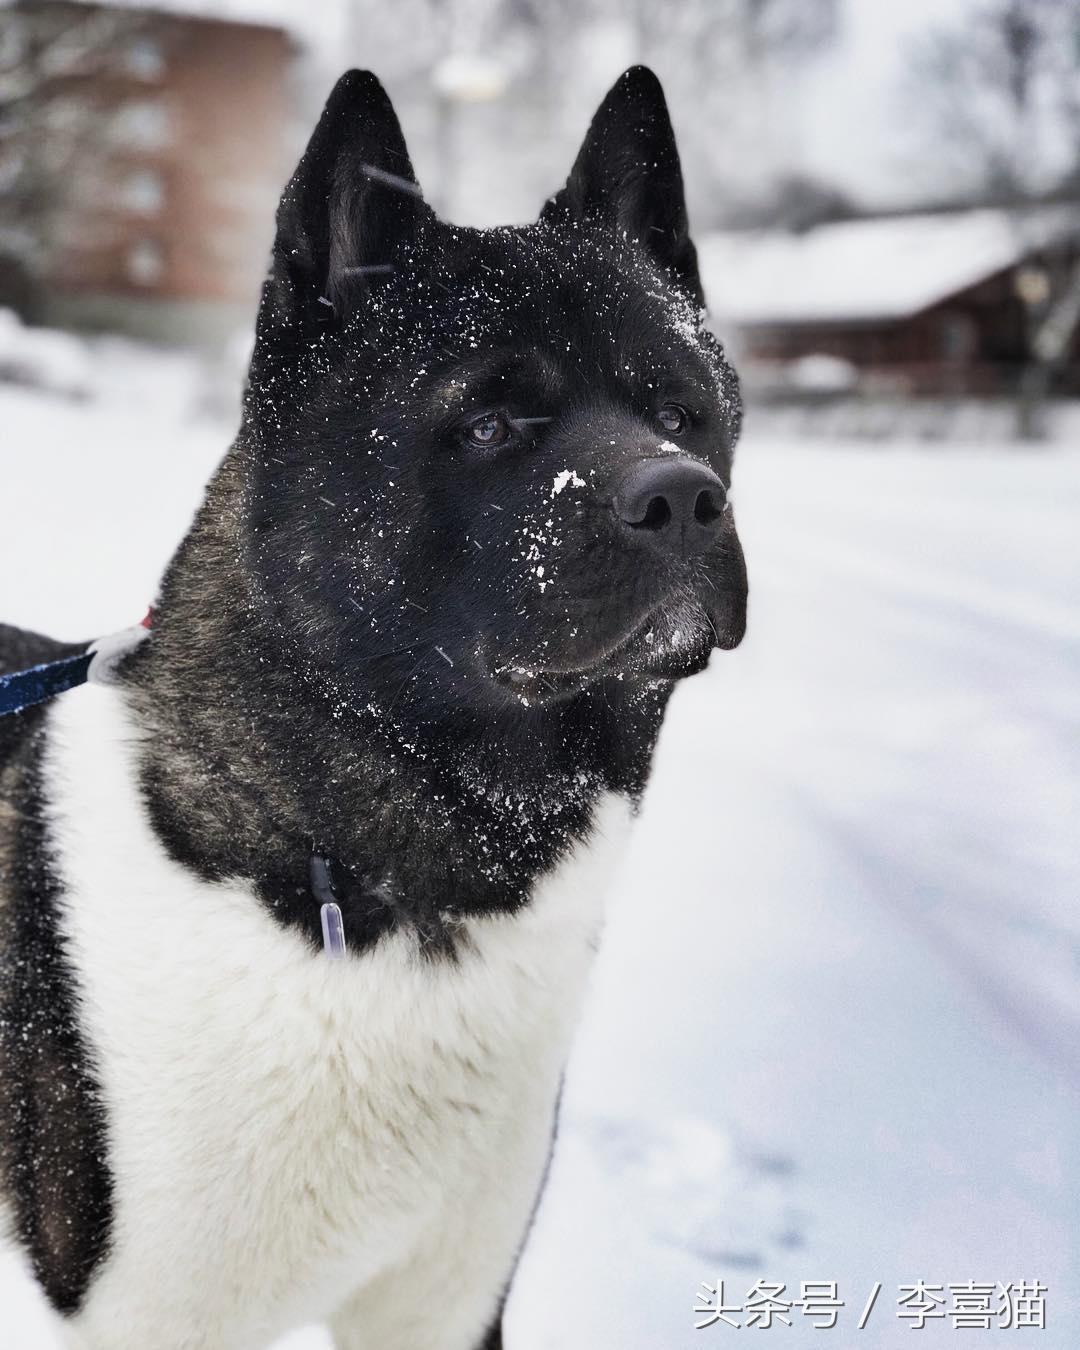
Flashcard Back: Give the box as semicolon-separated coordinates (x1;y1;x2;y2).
0;1;1078;1347
7;0;1080;434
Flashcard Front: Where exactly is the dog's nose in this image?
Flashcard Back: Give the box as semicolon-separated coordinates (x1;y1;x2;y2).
613;458;727;556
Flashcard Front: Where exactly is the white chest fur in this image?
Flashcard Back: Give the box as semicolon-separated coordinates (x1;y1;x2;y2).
43;685;633;1350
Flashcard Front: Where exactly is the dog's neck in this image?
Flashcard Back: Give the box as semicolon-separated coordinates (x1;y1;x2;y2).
121;452;670;956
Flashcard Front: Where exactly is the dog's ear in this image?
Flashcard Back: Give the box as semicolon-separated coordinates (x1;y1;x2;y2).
253;70;430;372
541;66;702;307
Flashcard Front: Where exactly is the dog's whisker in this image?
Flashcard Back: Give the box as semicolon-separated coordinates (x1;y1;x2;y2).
358;163;423;196
358;638;429;665
385;647;435;714
339;263;395;276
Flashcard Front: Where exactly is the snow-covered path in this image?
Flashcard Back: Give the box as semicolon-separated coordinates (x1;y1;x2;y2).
511;443;1080;1348
2;374;1077;1346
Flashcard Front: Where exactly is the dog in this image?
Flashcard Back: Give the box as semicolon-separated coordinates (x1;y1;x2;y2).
0;66;746;1349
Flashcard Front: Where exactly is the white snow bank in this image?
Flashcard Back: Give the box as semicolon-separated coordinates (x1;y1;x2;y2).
0;308;93;400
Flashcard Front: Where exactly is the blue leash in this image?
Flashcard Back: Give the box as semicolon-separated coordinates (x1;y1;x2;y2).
0;616;152;719
0;651;94;717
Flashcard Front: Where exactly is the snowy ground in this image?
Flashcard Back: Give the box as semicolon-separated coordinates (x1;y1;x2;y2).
1;359;1077;1347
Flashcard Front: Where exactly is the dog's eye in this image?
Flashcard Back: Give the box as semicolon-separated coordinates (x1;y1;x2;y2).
465;412;511;447
657;403;689;434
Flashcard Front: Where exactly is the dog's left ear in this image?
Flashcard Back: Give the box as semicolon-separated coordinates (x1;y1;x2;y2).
541;66;702;307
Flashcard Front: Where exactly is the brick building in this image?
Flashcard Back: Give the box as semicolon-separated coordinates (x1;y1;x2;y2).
11;0;297;343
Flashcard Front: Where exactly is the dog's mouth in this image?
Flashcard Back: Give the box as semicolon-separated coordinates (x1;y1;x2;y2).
491;665;594;702
489;591;742;706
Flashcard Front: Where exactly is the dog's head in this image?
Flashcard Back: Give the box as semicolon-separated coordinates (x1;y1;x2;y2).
245;68;746;718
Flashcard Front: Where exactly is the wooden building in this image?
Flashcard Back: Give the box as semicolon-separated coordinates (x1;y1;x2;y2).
698;208;1080;400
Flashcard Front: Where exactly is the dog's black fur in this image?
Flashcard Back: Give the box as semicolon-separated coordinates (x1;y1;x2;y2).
0;66;746;1330
124;67;746;958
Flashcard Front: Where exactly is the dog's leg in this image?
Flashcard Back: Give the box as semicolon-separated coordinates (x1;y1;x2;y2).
475;1321;503;1350
329;1308;503;1350
328;1264;507;1350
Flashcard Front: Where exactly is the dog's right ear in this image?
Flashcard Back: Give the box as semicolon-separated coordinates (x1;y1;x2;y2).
253;71;430;374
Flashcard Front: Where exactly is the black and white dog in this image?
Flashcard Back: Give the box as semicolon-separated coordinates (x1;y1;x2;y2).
0;67;746;1349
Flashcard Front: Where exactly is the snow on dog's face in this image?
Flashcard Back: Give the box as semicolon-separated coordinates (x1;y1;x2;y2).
244;68;746;719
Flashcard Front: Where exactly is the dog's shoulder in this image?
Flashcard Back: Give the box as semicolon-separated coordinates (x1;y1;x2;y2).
0;622;84;676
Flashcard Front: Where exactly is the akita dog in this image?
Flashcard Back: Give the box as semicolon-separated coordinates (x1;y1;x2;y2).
0;66;746;1349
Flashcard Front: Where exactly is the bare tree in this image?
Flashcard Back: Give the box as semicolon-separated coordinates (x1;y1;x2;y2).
635;0;838;223
908;0;1080;437
342;0;839;228
912;0;1080;198
0;0;147;316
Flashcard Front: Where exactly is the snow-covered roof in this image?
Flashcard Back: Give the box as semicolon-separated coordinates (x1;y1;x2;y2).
67;0;343;47
699;207;1080;327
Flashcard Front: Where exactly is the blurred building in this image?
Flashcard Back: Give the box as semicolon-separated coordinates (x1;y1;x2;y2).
3;0;297;344
700;206;1080;401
